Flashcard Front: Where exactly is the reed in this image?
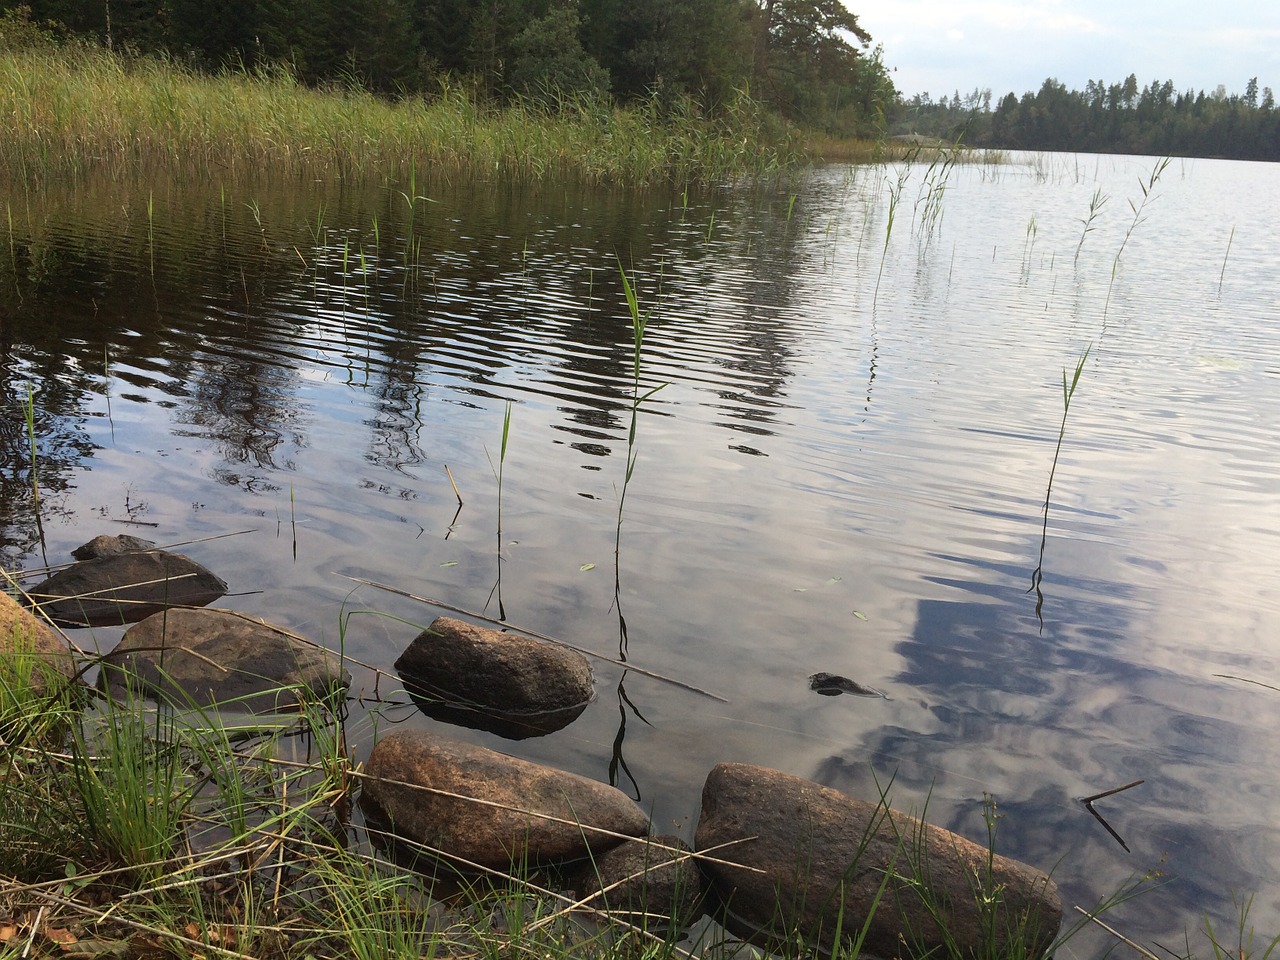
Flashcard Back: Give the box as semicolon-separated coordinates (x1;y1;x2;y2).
0;34;794;188
1218;225;1235;294
873;155;916;306
1073;186;1109;264
1029;345;1091;627
1103;156;1172;319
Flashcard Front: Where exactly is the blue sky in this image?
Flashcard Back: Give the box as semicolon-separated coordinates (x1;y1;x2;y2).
854;1;1280;102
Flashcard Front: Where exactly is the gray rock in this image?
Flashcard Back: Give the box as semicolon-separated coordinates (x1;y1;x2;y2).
360;730;648;870
28;548;227;627
571;834;704;931
0;590;76;695
71;534;157;560
99;607;350;710
694;763;1061;959
395;616;594;739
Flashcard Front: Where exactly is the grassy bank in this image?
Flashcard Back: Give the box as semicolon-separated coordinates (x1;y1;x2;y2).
0;18;798;189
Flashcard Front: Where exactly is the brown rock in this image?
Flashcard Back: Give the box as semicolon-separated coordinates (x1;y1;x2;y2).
71;534;156;560
360;730;648;869
27;548;227;627
99;607;349;710
694;763;1061;959
395;616;594;739
0;590;76;695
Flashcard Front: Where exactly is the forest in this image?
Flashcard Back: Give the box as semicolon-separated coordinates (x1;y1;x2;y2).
0;0;897;138
897;75;1280;162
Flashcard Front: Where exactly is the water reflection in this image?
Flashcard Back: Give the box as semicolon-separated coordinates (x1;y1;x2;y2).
5;156;1280;945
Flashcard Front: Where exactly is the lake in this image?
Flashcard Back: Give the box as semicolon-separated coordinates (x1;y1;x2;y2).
3;151;1279;954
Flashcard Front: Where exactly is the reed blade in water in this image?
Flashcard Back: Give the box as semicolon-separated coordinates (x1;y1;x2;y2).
1073;186;1109;264
1103;156;1171;319
1218;225;1235;295
1029;345;1091;630
614;259;666;657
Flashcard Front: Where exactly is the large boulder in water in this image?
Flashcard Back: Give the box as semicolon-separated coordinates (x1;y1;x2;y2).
99;607;349;710
360;730;648;869
394;616;594;739
27;540;227;627
694;763;1061;960
0;590;76;695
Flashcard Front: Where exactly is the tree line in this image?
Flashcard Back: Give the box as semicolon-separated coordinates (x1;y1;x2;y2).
1;0;896;137
898;75;1280;162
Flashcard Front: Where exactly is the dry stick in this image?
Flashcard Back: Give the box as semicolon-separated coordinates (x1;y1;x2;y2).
348;764;759;869
1083;801;1130;853
1214;673;1280;694
1080;779;1143;853
15;886;265;960
1074;905;1162;960
337;574;729;703
5;529;257;581
445;464;463;503
524;835;753;935
1080;779;1144;805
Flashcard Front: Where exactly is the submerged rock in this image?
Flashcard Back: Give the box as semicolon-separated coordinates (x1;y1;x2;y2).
570;834;704;931
695;763;1061;959
808;672;890;699
99;607;349;710
395;616;594;739
360;730;647;869
27;545;227;627
0;590;76;695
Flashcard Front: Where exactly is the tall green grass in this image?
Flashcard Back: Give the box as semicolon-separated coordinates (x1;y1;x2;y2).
0;24;797;188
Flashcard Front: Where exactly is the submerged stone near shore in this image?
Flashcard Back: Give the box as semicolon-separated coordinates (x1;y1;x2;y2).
27;538;228;627
570;834;704;931
360;730;648;869
395;616;594;739
695;763;1062;959
0;590;77;694
99;607;350;710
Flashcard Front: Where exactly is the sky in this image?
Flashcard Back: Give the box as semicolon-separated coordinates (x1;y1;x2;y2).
853;0;1280;103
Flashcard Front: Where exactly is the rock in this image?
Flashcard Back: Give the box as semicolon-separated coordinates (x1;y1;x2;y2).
99;607;350;710
27;547;228;627
71;534;156;560
808;672;890;699
694;763;1061;959
0;590;76;695
571;834;704;931
395;616;594;739
360;730;648;870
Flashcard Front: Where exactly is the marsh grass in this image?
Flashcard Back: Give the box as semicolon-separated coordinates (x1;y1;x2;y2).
0;30;795;188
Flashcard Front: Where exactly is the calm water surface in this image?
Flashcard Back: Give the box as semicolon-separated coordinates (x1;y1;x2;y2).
3;152;1279;953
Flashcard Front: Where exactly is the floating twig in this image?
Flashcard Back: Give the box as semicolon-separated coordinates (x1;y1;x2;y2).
1074;905;1162;960
1081;779;1145;805
1214;673;1280;694
1080;779;1144;852
1084;801;1131;852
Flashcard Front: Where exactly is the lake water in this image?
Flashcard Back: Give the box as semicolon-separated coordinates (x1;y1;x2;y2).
3;152;1279;954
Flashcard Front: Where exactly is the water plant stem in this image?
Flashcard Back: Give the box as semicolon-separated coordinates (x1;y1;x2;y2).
1103;156;1172;319
1029;344;1091;628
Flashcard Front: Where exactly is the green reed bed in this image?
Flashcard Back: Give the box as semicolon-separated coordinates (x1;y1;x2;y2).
0;31;796;189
